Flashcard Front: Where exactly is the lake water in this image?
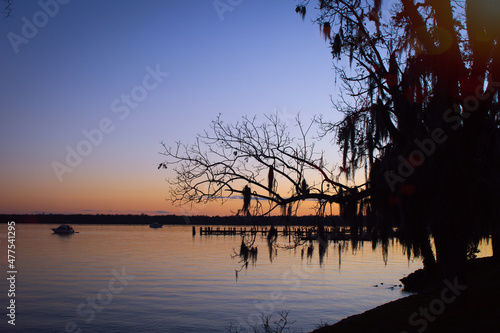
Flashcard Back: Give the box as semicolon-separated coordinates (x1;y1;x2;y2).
0;223;431;332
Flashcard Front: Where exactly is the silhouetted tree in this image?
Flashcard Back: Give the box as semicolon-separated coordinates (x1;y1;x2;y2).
298;0;500;281
160;114;368;220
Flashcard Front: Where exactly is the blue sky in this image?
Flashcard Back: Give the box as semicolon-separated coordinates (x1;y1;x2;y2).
0;0;343;215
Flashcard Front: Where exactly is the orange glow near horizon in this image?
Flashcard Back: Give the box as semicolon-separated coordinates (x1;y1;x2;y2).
1;1;360;219
1;155;345;216
1;177;340;217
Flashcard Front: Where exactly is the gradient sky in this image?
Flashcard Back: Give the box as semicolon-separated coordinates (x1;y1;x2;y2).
0;0;345;216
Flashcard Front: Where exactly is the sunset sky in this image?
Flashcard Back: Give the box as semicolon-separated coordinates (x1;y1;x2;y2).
0;0;346;216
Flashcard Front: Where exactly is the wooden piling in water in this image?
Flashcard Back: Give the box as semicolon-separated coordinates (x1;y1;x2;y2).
195;225;362;241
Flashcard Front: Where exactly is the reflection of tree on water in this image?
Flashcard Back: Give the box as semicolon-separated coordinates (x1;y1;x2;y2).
297;236;328;267
267;238;278;263
306;243;314;261
267;225;279;262
231;224;367;278
318;241;327;266
233;234;258;279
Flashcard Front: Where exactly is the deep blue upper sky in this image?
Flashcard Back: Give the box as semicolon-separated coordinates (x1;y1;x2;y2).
0;0;342;215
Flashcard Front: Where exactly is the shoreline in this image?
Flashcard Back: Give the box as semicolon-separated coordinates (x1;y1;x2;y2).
311;256;499;333
1;213;346;227
6;216;496;331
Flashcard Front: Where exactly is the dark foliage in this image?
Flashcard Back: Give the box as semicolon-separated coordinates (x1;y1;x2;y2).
299;0;500;282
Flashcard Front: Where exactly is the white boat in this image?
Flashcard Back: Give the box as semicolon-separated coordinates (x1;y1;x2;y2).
150;222;162;228
52;224;75;234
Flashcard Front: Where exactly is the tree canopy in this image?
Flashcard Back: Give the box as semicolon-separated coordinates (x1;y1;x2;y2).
161;0;500;284
160;114;367;218
296;0;500;280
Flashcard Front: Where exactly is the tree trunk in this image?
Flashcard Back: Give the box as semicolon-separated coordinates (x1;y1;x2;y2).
493;224;500;262
420;234;436;270
433;230;468;288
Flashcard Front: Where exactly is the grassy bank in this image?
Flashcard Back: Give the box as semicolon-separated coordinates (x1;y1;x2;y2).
312;256;499;333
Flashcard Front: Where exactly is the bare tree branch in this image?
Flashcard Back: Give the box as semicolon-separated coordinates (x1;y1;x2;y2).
159;114;366;217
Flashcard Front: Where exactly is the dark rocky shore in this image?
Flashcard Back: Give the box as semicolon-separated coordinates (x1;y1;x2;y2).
312;256;500;333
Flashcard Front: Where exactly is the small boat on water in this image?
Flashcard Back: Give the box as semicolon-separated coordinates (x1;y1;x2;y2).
52;224;75;234
150;222;162;228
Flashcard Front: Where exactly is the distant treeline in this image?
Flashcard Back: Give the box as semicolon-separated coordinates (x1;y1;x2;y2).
1;214;346;227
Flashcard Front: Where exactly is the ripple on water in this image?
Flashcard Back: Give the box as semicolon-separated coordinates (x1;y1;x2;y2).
8;224;438;332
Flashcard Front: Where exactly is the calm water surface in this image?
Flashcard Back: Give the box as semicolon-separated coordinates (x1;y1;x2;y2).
0;223;430;332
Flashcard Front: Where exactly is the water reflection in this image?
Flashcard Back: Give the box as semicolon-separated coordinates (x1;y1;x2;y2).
266;226;279;263
14;224;494;332
319;241;327;266
267;238;277;263
228;225;382;277
230;226;339;275
233;235;258;279
224;225;494;284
